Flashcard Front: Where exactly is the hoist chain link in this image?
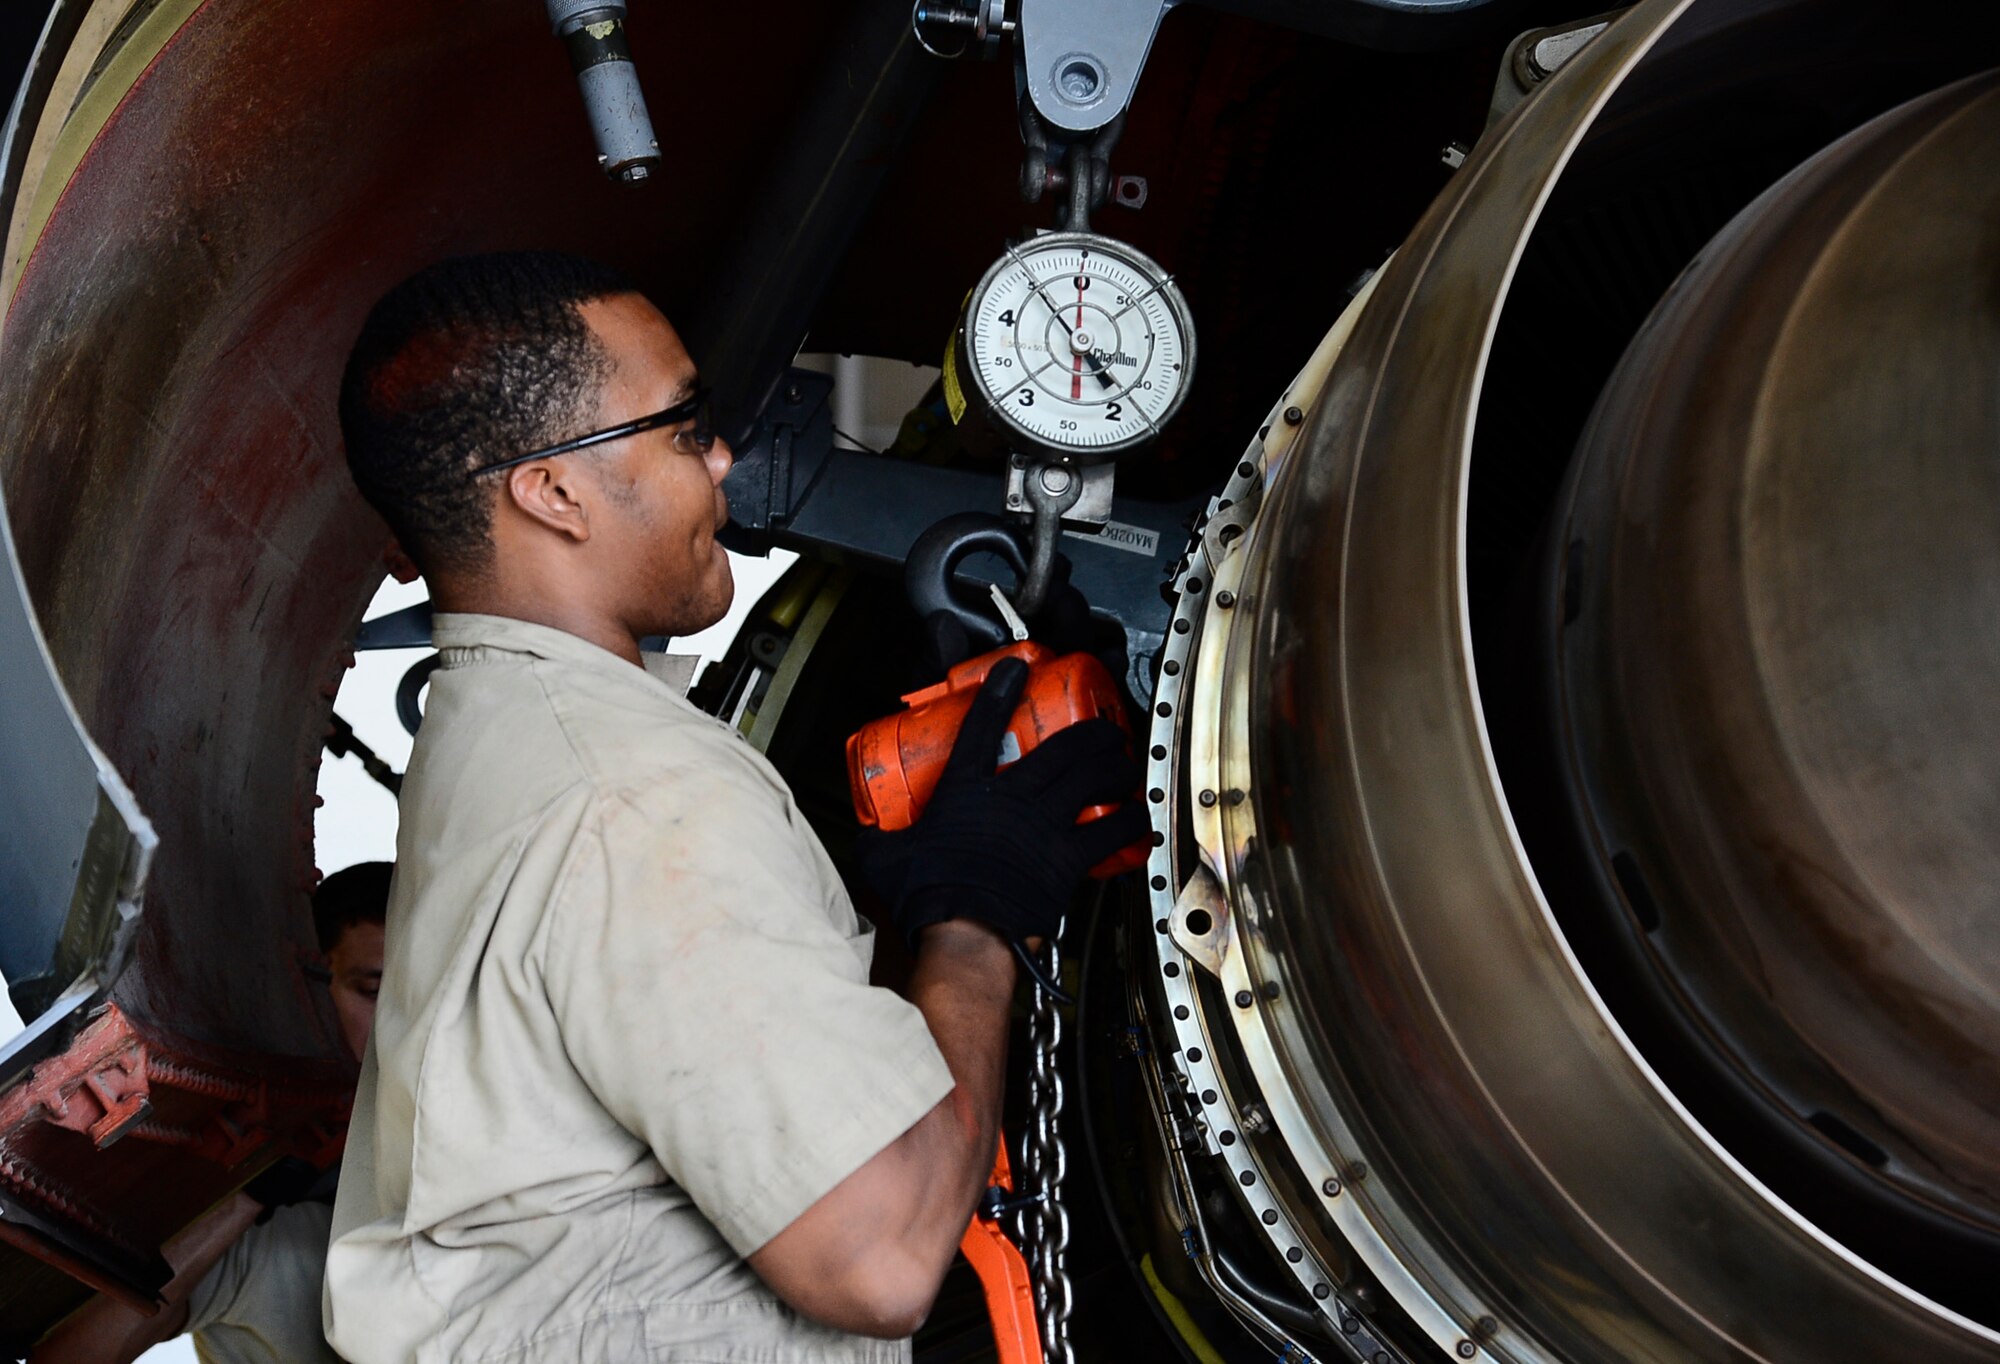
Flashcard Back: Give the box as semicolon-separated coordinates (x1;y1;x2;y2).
1015;923;1074;1364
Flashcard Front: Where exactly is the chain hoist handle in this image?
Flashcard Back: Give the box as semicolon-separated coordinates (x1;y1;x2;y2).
962;1141;1047;1364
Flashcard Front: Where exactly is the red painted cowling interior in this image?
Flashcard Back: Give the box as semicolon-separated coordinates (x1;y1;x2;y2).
0;0;863;1055
0;1004;351;1305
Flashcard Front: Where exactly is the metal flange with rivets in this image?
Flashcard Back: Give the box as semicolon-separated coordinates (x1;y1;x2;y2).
1135;266;1519;1364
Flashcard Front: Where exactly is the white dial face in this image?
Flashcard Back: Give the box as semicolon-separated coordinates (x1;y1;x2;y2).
964;233;1194;458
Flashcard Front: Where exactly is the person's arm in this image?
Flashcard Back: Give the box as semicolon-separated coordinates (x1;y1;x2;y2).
747;658;1148;1337
28;1193;260;1363
746;917;1015;1337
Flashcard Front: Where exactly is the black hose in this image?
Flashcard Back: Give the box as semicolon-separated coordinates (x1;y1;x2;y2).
394;654;441;737
1211;1246;1327;1346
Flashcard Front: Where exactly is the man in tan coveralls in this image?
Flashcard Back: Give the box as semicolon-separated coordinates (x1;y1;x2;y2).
323;252;1142;1362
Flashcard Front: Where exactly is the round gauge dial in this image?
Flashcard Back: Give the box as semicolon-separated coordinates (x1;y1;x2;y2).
957;231;1195;461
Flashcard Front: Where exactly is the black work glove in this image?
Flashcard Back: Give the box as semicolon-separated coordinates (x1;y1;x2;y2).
242;1155;338;1224
854;657;1149;956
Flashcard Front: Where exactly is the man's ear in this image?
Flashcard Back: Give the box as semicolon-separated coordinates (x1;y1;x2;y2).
383;538;422;584
503;461;592;543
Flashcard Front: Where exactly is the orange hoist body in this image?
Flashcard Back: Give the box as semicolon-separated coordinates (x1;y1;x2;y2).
845;641;1146;877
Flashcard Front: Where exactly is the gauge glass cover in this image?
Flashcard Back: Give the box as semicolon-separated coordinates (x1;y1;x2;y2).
962;232;1195;459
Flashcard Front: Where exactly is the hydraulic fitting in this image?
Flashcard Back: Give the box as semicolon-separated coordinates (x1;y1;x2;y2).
545;0;660;184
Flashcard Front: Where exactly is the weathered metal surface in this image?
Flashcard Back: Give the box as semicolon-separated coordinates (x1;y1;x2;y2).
0;30;159;1259
0;0;893;1050
1138;272;1384;1357
1556;67;2000;1286
0;3;156;1036
0;438;152;1028
1171;0;2000;1357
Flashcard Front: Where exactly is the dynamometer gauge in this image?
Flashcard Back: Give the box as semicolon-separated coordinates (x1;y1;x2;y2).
954;231;1195;461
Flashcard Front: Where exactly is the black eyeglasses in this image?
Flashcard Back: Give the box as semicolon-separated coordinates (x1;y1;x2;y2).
470;386;715;477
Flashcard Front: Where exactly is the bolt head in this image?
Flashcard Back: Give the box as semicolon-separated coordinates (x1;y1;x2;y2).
1322;1176;1342;1197
1457;1342;1478;1359
1198;789;1218;807
1234;989;1254;1008
1284;405;1304;425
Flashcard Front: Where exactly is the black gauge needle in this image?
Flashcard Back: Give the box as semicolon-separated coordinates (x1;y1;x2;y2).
1093;352;1159;435
1004;243;1069;324
1079;347;1118;392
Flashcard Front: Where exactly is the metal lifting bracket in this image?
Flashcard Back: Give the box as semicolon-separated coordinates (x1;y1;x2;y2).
912;0;1168;231
1014;0;1175;137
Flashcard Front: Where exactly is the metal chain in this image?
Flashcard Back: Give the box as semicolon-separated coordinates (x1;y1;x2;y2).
1016;921;1074;1364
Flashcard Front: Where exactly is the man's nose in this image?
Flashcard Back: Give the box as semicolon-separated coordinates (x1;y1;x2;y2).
707;436;734;484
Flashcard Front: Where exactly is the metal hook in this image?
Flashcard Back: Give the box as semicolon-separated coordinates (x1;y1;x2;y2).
1017;461;1085;616
904;513;1031;654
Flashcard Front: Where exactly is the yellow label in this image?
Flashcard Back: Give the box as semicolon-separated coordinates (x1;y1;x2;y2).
942;287;974;424
584;19;618;38
942;333;967;425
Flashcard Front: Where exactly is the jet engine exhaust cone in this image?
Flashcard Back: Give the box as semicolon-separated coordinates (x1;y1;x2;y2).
1552;68;2000;1313
1149;0;2000;1359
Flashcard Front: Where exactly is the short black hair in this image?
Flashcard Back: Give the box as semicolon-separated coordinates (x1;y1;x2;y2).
314;861;392;954
339;251;636;574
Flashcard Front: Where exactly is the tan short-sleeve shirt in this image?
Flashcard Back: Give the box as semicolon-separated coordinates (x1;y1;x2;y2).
185;1202;341;1364
323;613;954;1364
